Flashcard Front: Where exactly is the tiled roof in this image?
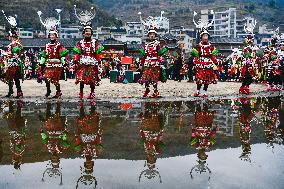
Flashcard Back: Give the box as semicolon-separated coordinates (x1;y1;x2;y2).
0;38;78;48
103;38;125;45
211;37;243;44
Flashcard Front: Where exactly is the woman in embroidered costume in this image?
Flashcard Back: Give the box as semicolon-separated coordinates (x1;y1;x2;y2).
75;102;102;188
191;11;218;97
2;10;25;98
139;12;168;98
73;5;104;99
239;19;257;95
190;101;216;179
40;102;69;185
139;102;164;183
37;10;69;98
266;29;281;91
3;101;26;169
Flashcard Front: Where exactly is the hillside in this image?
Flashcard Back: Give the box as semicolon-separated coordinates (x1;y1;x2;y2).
92;0;284;29
0;0;122;30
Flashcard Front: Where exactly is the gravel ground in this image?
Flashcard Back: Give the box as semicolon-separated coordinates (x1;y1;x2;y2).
0;79;275;100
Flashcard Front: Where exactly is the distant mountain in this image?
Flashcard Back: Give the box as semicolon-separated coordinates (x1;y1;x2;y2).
91;0;284;29
0;0;122;30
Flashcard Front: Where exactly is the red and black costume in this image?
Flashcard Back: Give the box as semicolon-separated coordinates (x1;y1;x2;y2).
139;102;164;182
73;6;103;100
40;36;68;98
2;21;25;98
37;10;68;98
73;37;104;99
74;102;102;188
239;35;256;94
191;28;218;97
139;24;167;98
266;38;281;91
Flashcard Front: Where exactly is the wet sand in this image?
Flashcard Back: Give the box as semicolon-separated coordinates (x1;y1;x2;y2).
0;79;279;100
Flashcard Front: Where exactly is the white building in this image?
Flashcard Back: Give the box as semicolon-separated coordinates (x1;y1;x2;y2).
59;26;81;39
94;26;112;41
237;16;257;38
201;8;256;38
18;28;33;39
170;27;194;53
211;8;237;38
125;22;143;36
0;25;5;38
259;24;273;34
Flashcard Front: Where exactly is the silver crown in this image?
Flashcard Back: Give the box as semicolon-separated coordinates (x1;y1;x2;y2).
74;5;96;26
138;11;166;29
139;161;162;183
244;17;257;35
42;167;63;185
2;10;17;27
193;10;214;29
190;159;212;180
76;174;97;189
37;9;61;31
76;164;97;189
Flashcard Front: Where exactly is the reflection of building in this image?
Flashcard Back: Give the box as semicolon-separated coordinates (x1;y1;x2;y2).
212;106;237;136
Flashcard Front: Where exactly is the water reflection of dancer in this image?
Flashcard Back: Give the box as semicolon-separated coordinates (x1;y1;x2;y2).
75;102;102;189
139;102;165;183
3;100;26;169
262;97;283;147
40;102;69;185
238;97;255;162
190;100;216;180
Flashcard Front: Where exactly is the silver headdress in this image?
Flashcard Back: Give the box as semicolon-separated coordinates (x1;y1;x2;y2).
272;27;280;39
42;164;63;185
76;174;97;189
139;11;166;34
2;10;18;37
279;33;284;45
37;9;62;35
74;5;96;26
190;159;212;180
193;10;214;37
244;17;257;35
76;162;97;189
138;161;162;183
2;10;17;27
